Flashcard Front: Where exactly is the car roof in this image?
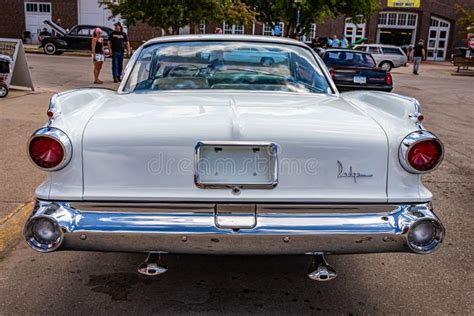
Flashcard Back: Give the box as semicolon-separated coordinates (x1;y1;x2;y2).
144;34;309;48
324;48;370;54
73;25;113;31
355;44;402;48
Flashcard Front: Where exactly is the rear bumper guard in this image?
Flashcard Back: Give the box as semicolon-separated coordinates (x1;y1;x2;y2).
24;200;444;255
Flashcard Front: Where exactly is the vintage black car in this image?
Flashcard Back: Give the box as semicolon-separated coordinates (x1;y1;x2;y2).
323;49;393;92
39;20;113;55
0;54;12;98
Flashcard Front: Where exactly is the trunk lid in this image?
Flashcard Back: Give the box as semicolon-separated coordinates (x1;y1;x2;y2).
82;92;388;202
332;67;388;84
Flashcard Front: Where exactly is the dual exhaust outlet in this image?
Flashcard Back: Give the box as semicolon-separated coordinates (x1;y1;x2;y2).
137;253;337;281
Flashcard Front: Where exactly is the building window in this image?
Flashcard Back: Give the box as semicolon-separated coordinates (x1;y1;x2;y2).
25;2;51;13
378;12;418;27
377;12;418;46
301;23;316;42
344;17;365;44
199;20;206;34
407;14;417;26
223;22;244;34
262;23;284;37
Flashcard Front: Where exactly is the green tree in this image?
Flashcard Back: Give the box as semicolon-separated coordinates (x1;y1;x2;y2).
105;0;256;35
456;5;474;36
245;0;379;37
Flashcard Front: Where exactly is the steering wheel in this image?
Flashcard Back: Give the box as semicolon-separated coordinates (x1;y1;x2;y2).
168;64;200;77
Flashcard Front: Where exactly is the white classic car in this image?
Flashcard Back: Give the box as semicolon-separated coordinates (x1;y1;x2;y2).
25;35;444;281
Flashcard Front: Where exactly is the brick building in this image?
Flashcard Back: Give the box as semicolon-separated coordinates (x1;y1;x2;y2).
0;0;472;61
0;0;78;43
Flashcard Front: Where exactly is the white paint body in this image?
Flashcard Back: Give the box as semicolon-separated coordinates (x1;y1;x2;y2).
35;35;431;204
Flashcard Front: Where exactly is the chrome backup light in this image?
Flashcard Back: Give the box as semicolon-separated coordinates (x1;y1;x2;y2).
407;219;444;254
27;127;72;171
24;216;64;252
399;130;444;173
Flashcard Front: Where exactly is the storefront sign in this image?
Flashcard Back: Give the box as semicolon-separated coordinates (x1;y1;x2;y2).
0;38;34;91
387;0;420;8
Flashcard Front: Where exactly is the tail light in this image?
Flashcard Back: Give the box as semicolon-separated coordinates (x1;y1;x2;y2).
399;131;443;173
27;128;72;171
329;68;335;80
385;72;393;85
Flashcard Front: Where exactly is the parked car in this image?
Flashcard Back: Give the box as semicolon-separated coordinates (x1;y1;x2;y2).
200;47;288;65
322;49;392;92
0;54;12;98
313;46;326;57
24;35;444;281
354;44;407;71
450;47;470;64
39;20;112;55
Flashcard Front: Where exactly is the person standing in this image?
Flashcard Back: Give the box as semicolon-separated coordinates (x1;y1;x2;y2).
108;22;131;83
413;40;425;75
331;35;340;48
91;28;105;84
340;36;349;48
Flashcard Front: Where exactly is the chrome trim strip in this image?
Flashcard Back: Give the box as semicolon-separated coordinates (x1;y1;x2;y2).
398;130;444;174
25;200;444;255
26;127;73;171
69;202;215;213
66;202;401;214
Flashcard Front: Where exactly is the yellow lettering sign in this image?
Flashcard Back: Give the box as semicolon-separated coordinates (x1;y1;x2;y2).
387;0;420;8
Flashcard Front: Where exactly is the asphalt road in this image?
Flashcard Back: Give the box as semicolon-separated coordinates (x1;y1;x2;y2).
0;54;473;315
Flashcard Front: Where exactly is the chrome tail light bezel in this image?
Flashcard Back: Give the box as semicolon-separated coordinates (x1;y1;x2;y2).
27;127;73;171
399;130;444;174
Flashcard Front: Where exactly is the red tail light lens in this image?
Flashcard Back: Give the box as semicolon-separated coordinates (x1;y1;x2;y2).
29;137;64;169
27;128;72;171
385;72;393;85
399;131;443;173
407;140;443;172
329;68;335;80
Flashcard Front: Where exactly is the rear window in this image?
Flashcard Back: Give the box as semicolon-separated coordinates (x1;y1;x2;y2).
124;41;331;94
381;47;404;55
323;51;376;68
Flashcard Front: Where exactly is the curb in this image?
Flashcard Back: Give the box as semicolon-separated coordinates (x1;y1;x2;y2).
25;49;91;57
0;202;33;257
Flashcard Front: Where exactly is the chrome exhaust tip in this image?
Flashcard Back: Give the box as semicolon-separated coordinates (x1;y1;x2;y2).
24;216;64;253
407;218;445;254
307;254;337;281
137;253;168;276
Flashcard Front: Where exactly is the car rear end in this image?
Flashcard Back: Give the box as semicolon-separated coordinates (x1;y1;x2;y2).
324;49;393;92
22;37;444;263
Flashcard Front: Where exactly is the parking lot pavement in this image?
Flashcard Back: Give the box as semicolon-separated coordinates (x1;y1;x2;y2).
0;55;472;314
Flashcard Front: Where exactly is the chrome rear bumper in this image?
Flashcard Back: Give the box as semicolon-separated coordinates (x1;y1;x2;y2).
24;200;444;255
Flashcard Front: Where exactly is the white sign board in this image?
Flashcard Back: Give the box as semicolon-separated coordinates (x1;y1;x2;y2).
0;38;34;91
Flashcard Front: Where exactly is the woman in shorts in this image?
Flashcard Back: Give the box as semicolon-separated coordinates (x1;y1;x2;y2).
92;28;105;84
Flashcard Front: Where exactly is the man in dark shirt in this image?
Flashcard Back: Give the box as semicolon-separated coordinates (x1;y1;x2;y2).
412;40;425;75
108;22;131;82
38;28;51;42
